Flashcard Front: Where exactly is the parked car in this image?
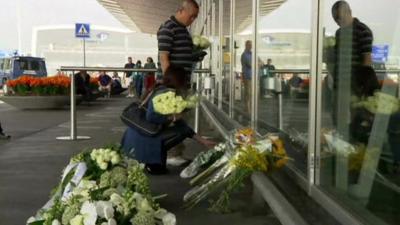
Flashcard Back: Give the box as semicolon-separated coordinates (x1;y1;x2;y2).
0;56;47;87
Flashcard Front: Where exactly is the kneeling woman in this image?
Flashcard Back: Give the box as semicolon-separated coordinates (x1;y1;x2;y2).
121;65;214;174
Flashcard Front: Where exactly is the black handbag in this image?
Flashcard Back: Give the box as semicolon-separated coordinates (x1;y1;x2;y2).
120;91;162;136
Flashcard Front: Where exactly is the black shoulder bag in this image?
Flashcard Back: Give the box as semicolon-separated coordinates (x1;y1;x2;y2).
120;90;162;136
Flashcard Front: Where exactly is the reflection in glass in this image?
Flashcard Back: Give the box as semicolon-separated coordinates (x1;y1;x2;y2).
230;0;252;126
320;1;400;224
256;0;311;175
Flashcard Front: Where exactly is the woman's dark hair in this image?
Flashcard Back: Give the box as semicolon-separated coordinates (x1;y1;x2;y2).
162;65;187;90
147;57;154;63
136;60;142;64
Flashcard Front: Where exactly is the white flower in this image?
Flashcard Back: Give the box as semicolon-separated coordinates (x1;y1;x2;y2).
109;193;124;206
110;155;120;165
103;153;112;162
154;208;168;219
79;179;97;190
199;36;211;49
52;219;61;225
162;213;176;225
27;217;36;224
70;215;84;225
192;35;201;46
80;201;98;225
138;198;153;213
107;218;117;225
99;162;108;170
96;201;114;219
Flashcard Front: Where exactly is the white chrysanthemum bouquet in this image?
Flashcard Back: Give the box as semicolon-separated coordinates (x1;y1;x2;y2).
192;35;211;62
152;91;199;115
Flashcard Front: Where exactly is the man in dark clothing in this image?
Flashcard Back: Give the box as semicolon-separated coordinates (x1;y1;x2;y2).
124;57;135;97
330;1;374;135
332;0;373;87
157;0;200;166
74;70;91;101
157;0;199;82
260;58;276;97
98;71;112;98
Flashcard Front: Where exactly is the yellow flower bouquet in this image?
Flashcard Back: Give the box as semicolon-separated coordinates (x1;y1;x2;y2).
182;128;290;213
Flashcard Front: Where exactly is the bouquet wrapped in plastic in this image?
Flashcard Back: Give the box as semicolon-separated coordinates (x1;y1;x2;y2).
182;128;289;213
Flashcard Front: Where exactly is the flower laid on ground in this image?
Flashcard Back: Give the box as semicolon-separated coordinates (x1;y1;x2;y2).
6;75;70;96
182;129;289;213
233;127;256;145
180;142;228;179
27;145;175;225
152;91;199;115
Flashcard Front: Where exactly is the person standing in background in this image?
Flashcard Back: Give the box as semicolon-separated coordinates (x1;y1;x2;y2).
134;60;144;99
144;57;157;96
124;57;135;98
241;40;252;113
98;71;112;98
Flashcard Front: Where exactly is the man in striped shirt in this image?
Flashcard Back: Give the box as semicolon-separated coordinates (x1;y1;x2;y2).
157;0;200;167
331;1;375;136
332;0;373;87
157;0;199;81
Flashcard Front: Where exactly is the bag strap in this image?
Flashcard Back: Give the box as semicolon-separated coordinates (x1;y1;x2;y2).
139;90;154;108
139;86;175;108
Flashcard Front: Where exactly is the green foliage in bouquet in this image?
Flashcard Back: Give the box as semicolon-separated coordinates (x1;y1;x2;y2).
27;144;176;225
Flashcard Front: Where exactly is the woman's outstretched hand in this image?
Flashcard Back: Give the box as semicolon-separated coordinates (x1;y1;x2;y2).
193;134;217;149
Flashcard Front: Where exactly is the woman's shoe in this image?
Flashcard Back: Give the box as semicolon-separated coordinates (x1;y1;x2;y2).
145;164;169;175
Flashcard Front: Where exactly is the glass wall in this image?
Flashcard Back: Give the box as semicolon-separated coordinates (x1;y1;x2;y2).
192;0;400;224
233;0;253;126
319;0;400;224
256;0;312;175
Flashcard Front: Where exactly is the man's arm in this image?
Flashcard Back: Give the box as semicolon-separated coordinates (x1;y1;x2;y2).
159;52;170;75
157;23;174;75
362;53;372;66
360;27;373;66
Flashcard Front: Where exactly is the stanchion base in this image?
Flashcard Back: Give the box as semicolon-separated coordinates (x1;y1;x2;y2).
56;136;91;141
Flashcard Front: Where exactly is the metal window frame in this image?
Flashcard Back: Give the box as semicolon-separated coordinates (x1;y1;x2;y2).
229;0;235;118
218;0;224;110
251;0;259;129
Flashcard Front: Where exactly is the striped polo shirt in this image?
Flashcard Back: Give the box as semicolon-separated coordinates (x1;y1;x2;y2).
157;16;194;76
334;18;373;73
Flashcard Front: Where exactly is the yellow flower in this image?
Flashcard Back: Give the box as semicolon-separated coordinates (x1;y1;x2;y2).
231;145;268;172
271;139;288;169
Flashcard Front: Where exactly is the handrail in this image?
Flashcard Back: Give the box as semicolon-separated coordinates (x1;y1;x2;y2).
264;69;400;74
59;66;211;74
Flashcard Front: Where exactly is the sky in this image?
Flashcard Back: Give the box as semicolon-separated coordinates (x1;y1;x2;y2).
0;0;127;53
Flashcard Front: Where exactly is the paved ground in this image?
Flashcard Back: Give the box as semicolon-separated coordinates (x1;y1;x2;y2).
0;97;280;225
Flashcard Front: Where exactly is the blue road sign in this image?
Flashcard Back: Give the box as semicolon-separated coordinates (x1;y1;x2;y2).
372;45;389;63
75;23;90;38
